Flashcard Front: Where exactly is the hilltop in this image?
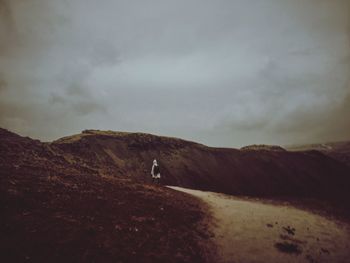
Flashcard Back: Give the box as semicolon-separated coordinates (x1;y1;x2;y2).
240;144;286;152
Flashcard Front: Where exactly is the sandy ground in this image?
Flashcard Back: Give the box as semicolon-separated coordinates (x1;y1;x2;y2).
168;186;350;263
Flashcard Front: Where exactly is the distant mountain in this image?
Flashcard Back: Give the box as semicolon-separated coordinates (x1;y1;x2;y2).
287;141;350;166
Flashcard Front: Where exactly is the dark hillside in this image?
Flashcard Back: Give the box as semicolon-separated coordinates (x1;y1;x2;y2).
287;141;350;167
52;130;350;203
0;128;213;262
2;127;350;261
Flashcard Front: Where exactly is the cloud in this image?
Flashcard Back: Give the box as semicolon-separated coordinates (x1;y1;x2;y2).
0;0;349;146
50;83;106;116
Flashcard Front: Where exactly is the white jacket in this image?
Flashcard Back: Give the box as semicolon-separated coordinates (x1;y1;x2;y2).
151;159;160;177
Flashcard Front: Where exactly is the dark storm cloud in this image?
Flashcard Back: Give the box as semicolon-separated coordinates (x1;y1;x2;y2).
0;0;349;146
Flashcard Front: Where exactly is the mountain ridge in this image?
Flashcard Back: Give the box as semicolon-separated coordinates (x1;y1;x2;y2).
2;126;350;202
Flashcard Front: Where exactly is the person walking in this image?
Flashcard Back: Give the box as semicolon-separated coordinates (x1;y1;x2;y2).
151;159;161;184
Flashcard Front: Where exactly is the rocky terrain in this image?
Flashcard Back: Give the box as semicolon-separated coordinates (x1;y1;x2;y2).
0;128;214;262
240;144;287;152
1;127;350;262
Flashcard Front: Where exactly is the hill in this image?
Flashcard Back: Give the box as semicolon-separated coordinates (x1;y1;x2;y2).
287;141;350;167
0;128;214;262
52;129;350;202
2;127;350;261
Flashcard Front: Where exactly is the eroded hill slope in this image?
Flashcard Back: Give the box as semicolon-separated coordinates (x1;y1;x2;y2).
52;129;350;203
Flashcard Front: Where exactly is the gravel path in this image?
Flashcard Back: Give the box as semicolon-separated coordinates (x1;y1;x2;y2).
168;186;350;263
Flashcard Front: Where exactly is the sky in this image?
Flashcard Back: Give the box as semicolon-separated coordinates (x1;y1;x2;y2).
0;0;349;147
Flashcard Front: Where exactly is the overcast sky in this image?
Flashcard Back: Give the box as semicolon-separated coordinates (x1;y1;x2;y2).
0;0;349;147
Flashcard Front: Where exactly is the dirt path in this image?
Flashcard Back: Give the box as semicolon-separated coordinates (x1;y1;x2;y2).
168;186;350;263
